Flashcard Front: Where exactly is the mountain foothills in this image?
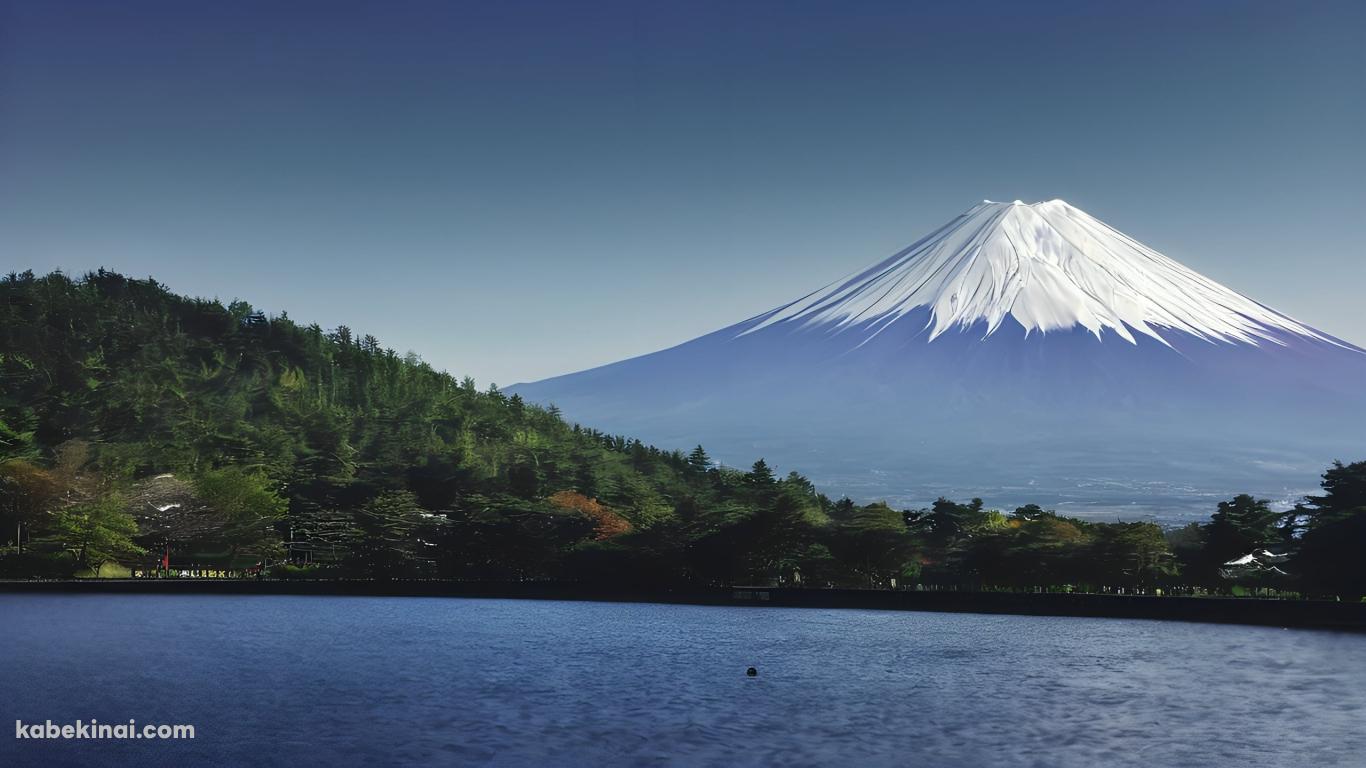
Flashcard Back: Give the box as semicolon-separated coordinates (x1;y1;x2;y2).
1;270;1363;598
512;200;1366;515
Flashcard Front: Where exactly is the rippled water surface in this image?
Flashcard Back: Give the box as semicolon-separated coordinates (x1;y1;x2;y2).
2;595;1363;766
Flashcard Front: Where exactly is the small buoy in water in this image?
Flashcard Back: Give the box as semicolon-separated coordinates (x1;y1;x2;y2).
746;667;758;677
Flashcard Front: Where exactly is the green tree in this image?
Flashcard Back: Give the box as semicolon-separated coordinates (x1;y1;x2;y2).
746;459;776;487
345;491;446;578
830;502;916;588
1292;461;1366;599
924;497;984;548
194;467;287;557
1088;522;1174;589
50;494;145;575
1300;461;1366;528
686;445;711;474
0;415;38;462
1200;494;1281;572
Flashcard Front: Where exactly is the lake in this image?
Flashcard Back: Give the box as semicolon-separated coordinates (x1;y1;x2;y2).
2;595;1363;766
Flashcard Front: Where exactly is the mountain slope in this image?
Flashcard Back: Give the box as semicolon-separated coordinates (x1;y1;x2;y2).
512;200;1366;518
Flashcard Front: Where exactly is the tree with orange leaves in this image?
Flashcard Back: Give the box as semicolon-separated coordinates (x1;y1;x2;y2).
547;490;631;541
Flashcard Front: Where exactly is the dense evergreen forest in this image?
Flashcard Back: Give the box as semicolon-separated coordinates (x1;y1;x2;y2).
1;270;1363;598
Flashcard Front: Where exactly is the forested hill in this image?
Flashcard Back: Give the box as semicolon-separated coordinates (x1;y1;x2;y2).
0;269;814;579
1;270;1363;599
0;268;709;515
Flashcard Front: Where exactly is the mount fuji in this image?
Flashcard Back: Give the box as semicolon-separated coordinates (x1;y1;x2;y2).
512;200;1366;519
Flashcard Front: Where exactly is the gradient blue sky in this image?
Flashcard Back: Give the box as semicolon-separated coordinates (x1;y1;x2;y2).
2;0;1363;385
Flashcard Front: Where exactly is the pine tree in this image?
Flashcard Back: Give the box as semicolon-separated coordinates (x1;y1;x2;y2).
687;445;711;473
1201;494;1280;566
746;458;775;486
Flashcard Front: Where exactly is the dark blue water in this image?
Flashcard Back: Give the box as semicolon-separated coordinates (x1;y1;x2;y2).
1;595;1363;767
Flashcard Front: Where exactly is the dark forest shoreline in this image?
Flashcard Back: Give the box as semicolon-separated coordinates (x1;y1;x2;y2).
6;272;1365;610
3;579;1363;631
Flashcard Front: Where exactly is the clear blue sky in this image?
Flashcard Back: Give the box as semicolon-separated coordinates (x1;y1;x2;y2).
2;0;1362;385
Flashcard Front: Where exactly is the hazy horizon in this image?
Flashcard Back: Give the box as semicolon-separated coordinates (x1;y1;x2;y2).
2;0;1363;385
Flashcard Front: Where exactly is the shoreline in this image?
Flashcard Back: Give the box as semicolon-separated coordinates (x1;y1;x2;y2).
2;579;1363;630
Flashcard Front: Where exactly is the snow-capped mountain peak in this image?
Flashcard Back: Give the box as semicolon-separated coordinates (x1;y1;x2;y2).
742;199;1331;347
511;198;1366;515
